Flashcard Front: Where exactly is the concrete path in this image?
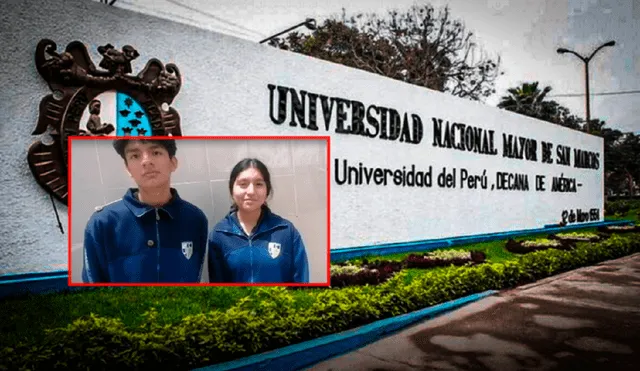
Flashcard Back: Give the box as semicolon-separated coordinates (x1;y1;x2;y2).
307;253;640;371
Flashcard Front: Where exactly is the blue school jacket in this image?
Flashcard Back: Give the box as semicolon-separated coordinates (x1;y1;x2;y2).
208;207;310;283
81;188;208;283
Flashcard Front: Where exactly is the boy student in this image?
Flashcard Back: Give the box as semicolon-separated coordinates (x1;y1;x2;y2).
81;138;208;283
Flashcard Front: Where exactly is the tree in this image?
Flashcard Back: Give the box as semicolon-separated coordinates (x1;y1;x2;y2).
497;82;551;116
270;5;502;101
497;82;583;130
609;133;640;196
599;126;625;194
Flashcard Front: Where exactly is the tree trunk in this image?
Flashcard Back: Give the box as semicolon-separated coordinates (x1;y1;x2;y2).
625;169;634;196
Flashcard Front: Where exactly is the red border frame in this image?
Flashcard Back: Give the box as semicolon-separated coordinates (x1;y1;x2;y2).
67;135;331;287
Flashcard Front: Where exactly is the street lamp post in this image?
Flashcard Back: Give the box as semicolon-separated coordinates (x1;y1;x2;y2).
557;40;615;133
259;18;317;44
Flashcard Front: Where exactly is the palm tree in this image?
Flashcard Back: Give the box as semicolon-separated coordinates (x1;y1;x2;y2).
497;81;552;118
497;81;586;131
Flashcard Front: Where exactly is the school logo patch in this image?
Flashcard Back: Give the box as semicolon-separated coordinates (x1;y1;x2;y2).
268;242;281;259
181;241;193;260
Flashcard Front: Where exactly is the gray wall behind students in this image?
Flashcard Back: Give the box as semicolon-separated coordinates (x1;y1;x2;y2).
70;139;328;283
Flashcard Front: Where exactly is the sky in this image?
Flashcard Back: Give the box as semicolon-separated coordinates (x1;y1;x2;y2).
112;0;640;134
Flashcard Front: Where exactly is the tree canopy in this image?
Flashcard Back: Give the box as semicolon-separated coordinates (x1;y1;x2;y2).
604;131;640;196
270;4;502;101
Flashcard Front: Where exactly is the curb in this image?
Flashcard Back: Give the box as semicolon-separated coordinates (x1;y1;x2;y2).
0;273;86;299
192;290;498;371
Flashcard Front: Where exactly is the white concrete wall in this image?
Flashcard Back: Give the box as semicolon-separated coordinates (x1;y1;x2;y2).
69;138;328;283
0;0;603;275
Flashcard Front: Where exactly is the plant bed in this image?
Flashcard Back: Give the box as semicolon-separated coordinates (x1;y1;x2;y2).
548;232;602;243
505;238;574;254
330;260;403;288
405;249;486;268
1;234;639;371
597;224;640;234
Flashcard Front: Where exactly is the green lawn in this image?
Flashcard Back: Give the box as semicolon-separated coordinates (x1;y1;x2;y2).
1;210;637;350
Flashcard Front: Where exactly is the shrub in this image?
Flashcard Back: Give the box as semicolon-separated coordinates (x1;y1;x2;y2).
361;259;404;273
605;199;640;215
505;238;574;254
549;232;602;243
330;264;363;276
329;259;404;288
405;249;486;268
605;200;632;215
597;224;640;234
330;260;402;288
331;269;385;288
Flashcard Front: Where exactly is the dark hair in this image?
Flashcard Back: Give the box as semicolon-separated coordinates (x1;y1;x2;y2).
229;158;272;211
112;139;177;162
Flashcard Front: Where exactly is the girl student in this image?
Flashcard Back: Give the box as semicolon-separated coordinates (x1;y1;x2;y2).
208;158;310;283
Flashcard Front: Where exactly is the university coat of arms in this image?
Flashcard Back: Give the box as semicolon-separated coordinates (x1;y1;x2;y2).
28;39;184;205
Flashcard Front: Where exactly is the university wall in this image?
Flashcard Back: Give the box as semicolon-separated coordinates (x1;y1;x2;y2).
0;0;603;276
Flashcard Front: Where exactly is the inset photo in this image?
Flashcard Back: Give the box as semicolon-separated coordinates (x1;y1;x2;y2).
68;136;330;286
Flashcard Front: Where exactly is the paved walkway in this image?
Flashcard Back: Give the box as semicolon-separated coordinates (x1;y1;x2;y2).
307;253;640;371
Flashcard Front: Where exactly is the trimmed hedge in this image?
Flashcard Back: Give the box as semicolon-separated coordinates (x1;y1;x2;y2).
1;234;639;371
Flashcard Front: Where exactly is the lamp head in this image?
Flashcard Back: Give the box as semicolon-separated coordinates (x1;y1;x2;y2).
557;48;570;54
603;40;615;47
304;18;317;30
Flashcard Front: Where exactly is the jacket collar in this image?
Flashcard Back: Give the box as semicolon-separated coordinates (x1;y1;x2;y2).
122;188;182;219
216;206;287;237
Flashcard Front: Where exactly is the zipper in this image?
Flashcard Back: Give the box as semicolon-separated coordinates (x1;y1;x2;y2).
249;235;254;283
230;229;255;282
155;208;160;282
239;224;255;283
